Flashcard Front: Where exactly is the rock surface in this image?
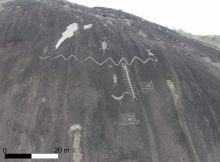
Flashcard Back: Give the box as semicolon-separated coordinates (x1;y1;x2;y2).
0;0;220;162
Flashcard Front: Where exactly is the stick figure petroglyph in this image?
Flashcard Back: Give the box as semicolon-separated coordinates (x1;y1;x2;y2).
112;74;119;86
99;40;110;55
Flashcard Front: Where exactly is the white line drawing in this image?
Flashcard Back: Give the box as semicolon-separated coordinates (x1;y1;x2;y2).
108;65;113;68
39;55;158;66
99;153;108;162
111;92;129;105
112;74;119;86
146;49;154;56
119;113;139;125
70;124;82;133
122;63;137;100
69;124;83;162
99;40;109;55
140;81;155;94
83;24;93;31
40;56;51;59
111;63;138;104
146;48;158;61
56;23;79;49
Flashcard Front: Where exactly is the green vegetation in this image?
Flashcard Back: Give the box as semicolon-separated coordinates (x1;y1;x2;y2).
73;131;82;162
200;35;220;47
176;29;193;37
167;80;174;90
0;0;13;11
166;80;180;105
74;131;81;138
176;29;220;48
73;152;82;162
73;131;81;148
215;63;220;68
64;4;70;11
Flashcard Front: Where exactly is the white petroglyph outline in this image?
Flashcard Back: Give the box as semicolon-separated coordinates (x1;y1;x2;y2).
39;54;158;66
83;24;93;31
111;92;130;105
40;49;158;104
140;81;155;94
119;113;139;125
69;124;82;137
55;23;79;49
112;74;119;86
146;48;155;56
99;40;110;55
111;63;138;104
122;63;137;100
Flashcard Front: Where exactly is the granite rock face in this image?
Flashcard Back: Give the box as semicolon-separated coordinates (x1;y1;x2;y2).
0;0;220;162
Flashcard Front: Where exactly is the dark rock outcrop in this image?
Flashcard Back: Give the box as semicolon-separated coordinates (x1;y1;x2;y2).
0;0;220;162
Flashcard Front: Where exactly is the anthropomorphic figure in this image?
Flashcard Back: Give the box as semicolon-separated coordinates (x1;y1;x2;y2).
112;74;118;86
99;40;109;55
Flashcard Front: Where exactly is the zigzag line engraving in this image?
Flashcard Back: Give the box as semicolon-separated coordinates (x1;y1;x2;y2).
39;54;158;66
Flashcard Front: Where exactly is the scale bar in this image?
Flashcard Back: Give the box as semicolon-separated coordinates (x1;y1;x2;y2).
5;154;31;159
32;154;59;159
5;153;58;159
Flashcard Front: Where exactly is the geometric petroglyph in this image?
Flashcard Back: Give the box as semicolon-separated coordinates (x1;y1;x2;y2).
140;81;155;94
119;113;139;125
111;63;138;104
39;54;158;66
122;63;138;100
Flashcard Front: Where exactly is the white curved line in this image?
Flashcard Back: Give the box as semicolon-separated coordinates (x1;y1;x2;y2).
111;92;130;100
39;54;157;66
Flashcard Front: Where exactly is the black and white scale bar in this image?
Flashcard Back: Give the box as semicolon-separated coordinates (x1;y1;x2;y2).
5;153;58;159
